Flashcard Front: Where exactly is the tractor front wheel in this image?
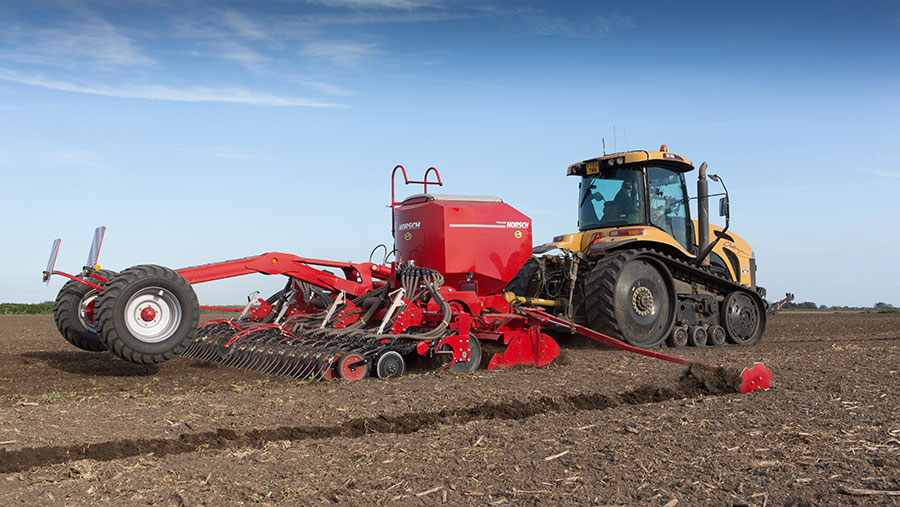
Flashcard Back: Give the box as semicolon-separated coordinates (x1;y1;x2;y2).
96;265;199;364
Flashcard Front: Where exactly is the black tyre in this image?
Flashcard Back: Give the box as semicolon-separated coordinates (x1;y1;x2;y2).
721;290;766;346
584;252;676;349
53;269;117;352
504;256;540;297
96;264;199;364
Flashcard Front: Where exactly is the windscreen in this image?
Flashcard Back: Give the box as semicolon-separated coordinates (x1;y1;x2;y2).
578;168;644;231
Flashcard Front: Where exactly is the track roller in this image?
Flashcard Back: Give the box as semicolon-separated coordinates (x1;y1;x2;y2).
687;325;707;347
708;325;726;346
666;326;688;347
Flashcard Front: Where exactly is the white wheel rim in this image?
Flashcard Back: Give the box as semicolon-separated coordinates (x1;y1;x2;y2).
78;291;100;333
124;287;182;343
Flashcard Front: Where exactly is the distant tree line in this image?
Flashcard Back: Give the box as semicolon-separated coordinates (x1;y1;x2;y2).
774;301;897;311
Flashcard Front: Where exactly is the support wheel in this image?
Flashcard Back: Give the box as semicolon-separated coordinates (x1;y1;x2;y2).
687;326;708;347
666;326;688;347
376;350;406;378
708;325;726;346
96;265;199;364
440;335;482;373
721;291;766;346
338;352;369;380
584;252;676;349
53;270;116;352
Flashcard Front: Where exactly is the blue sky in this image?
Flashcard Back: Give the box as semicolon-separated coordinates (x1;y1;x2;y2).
1;0;898;307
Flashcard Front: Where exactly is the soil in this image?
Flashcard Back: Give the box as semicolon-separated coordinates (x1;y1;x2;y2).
0;312;898;505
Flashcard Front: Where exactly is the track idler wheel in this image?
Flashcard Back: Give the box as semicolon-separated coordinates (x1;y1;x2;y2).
376;350;406;378
53;269;117;352
96;265;199;364
584;252;676;349
338;353;369;381
721;291;766;346
687;325;707;347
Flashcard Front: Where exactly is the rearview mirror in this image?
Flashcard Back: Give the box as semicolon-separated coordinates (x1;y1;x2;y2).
719;197;729;217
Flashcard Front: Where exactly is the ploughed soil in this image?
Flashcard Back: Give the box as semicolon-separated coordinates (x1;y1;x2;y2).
0;312;898;505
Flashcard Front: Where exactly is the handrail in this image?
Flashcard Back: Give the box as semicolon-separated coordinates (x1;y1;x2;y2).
389;165;443;237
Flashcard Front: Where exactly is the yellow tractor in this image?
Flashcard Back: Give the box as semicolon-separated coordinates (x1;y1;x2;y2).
507;146;766;348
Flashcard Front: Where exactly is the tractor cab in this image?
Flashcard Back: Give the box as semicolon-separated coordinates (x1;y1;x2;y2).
568;148;696;254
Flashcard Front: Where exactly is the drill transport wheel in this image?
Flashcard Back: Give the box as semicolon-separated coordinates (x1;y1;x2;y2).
53;269;117;352
96;265;199;364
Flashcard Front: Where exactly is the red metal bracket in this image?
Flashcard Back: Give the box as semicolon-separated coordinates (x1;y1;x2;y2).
389;165;443;237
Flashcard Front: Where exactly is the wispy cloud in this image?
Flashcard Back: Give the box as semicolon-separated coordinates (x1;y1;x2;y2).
0;18;154;69
487;6;636;38
288;78;353;96
0;69;343;107
301;40;381;67
873;169;900;178
305;0;438;8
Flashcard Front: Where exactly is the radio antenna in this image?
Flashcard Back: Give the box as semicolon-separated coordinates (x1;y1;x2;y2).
602;138;606;155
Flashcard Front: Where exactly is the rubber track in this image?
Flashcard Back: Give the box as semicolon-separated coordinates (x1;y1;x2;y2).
96;264;199;365
583;249;766;348
0;365;739;474
582;251;633;342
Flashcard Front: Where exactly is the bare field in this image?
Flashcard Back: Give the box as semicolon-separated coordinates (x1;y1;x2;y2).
1;313;898;505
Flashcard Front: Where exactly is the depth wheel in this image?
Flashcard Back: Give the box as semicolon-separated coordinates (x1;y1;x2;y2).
96;265;199;364
721;291;766;346
584;252;676;349
338;352;368;381
376;350;406;378
53;269;117;352
439;335;482;373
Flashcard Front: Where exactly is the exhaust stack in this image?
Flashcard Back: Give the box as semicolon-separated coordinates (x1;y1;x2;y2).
697;162;710;267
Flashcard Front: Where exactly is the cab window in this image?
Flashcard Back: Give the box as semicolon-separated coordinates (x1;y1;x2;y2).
579;168;644;231
647;166;692;250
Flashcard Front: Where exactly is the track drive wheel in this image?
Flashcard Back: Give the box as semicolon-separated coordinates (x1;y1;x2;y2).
721;291;766;346
96;265;199;364
53;269;117;352
584;252;676;349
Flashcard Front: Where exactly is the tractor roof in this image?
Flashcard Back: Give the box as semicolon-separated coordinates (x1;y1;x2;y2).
567;149;694;177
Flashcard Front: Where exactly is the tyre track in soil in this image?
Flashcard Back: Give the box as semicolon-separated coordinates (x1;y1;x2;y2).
0;364;741;474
